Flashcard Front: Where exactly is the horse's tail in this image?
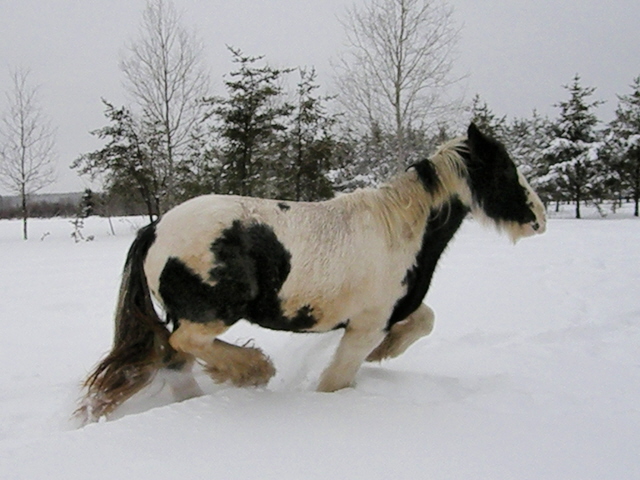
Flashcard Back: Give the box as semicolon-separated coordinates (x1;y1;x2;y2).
76;221;176;424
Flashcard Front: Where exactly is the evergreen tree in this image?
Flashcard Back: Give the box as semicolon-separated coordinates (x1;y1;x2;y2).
470;94;507;141
173;120;222;202
543;75;603;218
327;124;397;193
205;47;293;197
72;101;163;221
596;139;625;211
279;68;336;201
80;188;96;218
607;75;640;216
327;122;445;193
507;112;555;205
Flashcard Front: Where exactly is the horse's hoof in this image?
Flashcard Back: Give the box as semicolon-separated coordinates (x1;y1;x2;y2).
205;348;276;387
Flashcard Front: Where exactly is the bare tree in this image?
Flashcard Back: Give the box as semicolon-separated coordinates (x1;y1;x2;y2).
335;0;462;167
0;68;56;239
120;0;209;212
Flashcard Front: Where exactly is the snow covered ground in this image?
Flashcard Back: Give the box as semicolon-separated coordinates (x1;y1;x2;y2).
1;206;639;479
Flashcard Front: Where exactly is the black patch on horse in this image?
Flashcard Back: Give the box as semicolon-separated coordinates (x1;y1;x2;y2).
160;258;233;324
277;202;291;211
463;123;536;225
386;198;469;330
158;220;316;332
332;320;350;331
409;159;440;193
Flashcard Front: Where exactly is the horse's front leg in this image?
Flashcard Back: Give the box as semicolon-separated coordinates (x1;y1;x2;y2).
317;313;387;392
366;303;434;362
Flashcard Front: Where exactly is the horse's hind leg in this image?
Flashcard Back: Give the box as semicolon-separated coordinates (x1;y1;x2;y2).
163;352;204;401
366;303;435;362
169;320;276;387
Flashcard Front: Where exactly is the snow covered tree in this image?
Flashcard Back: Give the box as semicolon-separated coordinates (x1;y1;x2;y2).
507;111;555;204
0;67;56;240
327;124;396;193
470;94;507;142
543;75;603;218
606;75;640;216
205;48;292;197
328;122;447;193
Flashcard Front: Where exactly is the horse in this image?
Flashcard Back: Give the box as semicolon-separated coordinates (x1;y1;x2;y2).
76;123;546;424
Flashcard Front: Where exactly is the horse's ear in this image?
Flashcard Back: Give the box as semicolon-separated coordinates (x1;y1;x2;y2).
467;122;497;164
467;122;486;148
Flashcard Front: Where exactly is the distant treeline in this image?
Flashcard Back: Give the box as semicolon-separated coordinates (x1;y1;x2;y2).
0;190;150;220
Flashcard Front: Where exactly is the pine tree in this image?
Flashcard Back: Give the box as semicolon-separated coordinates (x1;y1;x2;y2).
173;120;222;202
470;94;507;141
205;47;293;197
72;101;162;221
607;75;640;216
80;188;96;218
507;112;555;205
279;68;336;201
543;74;603;218
327;124;397;193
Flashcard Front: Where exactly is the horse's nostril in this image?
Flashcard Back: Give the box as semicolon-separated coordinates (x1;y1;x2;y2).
532;222;540;231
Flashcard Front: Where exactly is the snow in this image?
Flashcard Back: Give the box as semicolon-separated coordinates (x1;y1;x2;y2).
1;209;639;479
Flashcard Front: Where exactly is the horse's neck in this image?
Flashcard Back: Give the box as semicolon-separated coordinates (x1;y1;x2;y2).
370;173;434;245
375;159;468;233
422;198;470;256
339;147;470;248
386;197;470;327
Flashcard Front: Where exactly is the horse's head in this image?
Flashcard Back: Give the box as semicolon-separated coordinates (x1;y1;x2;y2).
463;123;546;242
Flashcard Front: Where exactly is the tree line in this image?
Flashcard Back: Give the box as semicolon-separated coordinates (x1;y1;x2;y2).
71;0;462;222
72;0;640;221
2;0;640;241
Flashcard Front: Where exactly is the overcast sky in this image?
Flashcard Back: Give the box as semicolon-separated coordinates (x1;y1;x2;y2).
1;0;639;194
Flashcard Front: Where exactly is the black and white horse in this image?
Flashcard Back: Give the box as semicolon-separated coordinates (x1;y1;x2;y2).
77;123;546;423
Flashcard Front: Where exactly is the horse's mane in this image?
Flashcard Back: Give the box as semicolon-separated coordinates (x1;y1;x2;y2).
335;137;470;247
423;136;470;203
